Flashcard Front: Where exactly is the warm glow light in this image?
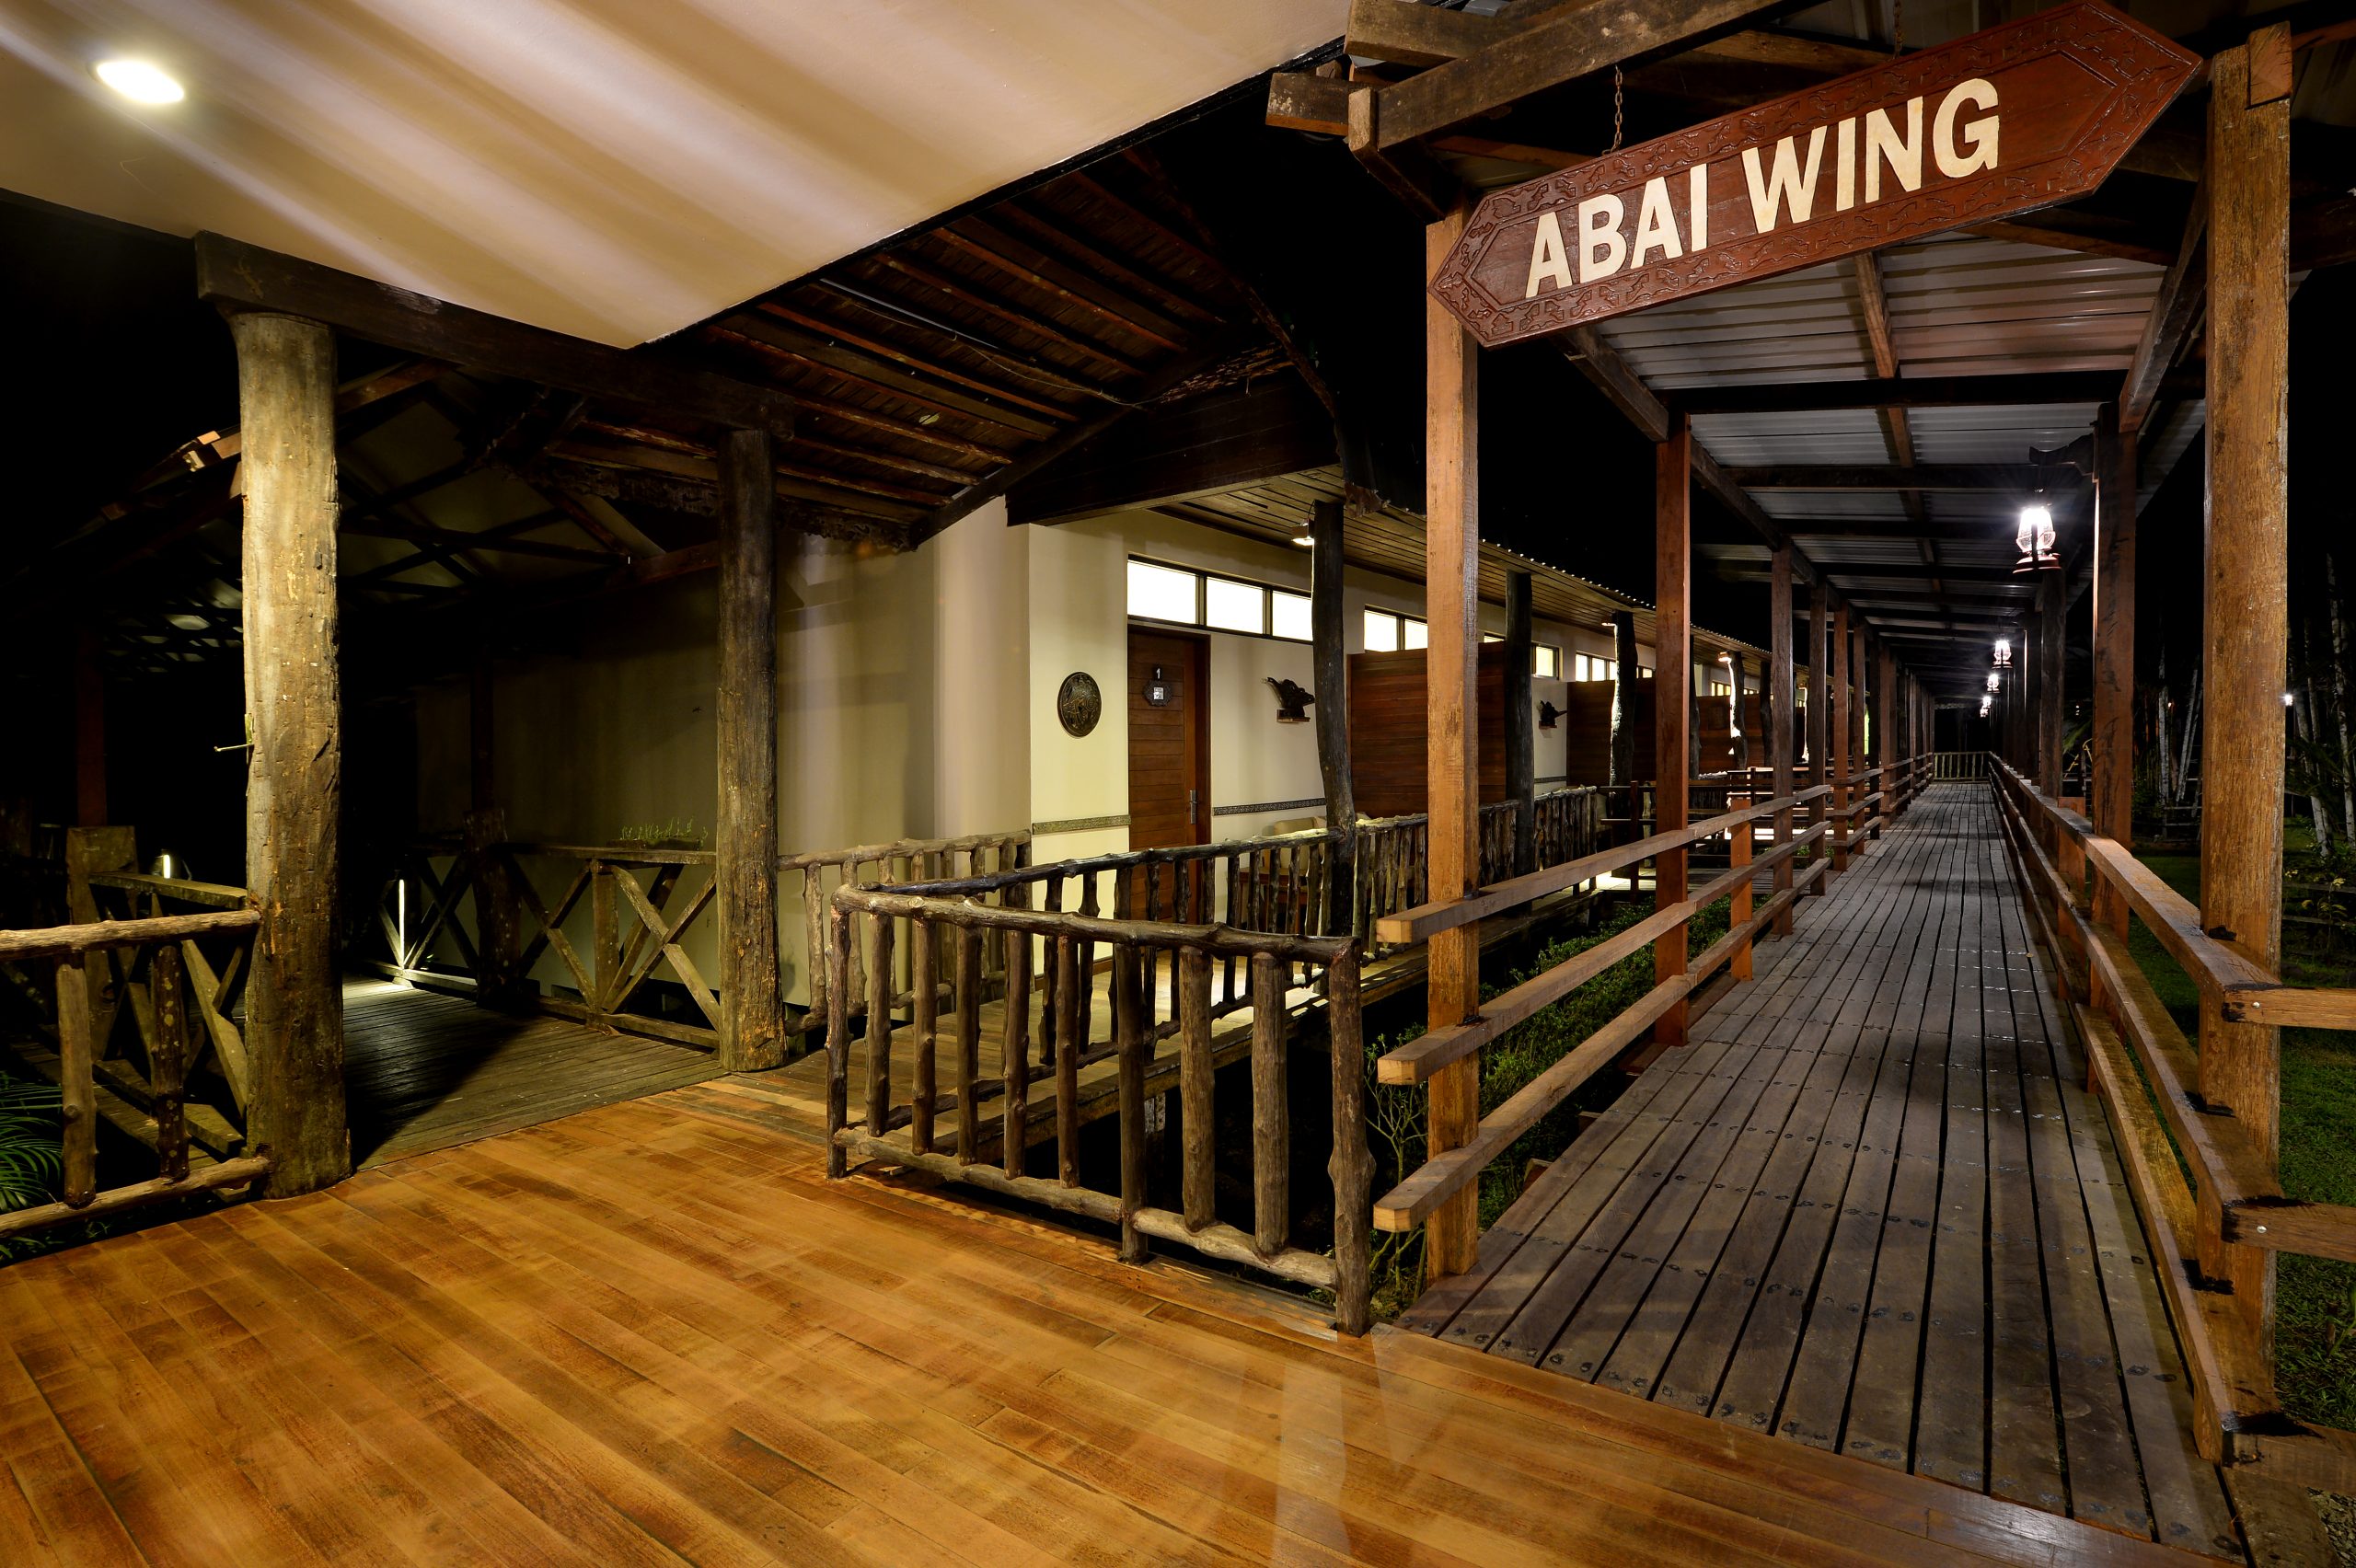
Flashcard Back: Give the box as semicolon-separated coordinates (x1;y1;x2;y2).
1993;639;2013;668
2286;692;2298;707
1290;535;1312;548
2015;502;2059;574
94;59;184;103
1987;673;2001;692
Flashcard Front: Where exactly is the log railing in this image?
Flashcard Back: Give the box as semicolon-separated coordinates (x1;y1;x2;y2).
1368;784;1832;1247
1934;750;1991;780
826;868;1373;1332
0;906;271;1240
1353;788;1607;951
1992;756;2356;1486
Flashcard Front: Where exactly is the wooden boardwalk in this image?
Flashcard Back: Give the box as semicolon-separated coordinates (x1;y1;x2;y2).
1401;784;2254;1558
2;1077;2218;1566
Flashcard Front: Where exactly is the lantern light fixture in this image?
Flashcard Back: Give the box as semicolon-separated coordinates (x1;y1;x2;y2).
2285;692;2298;708
2015;502;2060;574
94;59;184;103
1993;639;2013;669
1987;672;2001;692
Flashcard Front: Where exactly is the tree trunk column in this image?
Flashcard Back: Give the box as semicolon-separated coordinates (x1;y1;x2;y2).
1504;570;1535;875
2038;571;2067;800
2200;28;2291;1363
1655;415;1692;1051
717;429;787;1072
1424;204;1483;1282
1310;499;1354;929
1609;609;1638;803
232;311;349;1197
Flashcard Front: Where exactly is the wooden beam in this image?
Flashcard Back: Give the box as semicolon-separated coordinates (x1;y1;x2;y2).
1347;86;1461;224
2120;178;2209;434
1769;547;1795;934
1677;370;2129;415
1006;374;1333;526
1425;202;1482;1283
1311;498;1355;925
1691;442;1810;578
1370;0;1794;151
231;311;349;1197
1656;412;1693;1046
2091;403;2136;939
716;429;787;1074
2199;28;2291;1365
197;235;793;441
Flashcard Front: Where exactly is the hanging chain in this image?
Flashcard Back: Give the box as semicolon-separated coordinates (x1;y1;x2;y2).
1608;64;1624;153
1891;0;1905;55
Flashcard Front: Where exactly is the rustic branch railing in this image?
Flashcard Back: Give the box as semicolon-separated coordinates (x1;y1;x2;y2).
1991;755;2356;1487
1353;788;1606;951
826;868;1373;1332
0;907;271;1239
1934;750;1990;780
788;832;1029;1042
1369;784;1833;1242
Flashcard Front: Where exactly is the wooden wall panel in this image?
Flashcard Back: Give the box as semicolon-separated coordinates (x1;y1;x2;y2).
1349;644;1507;816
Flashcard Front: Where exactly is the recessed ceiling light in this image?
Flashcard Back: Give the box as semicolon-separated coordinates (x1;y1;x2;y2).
94;60;184;104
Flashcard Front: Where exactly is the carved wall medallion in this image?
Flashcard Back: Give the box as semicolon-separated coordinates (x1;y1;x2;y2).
1057;672;1103;737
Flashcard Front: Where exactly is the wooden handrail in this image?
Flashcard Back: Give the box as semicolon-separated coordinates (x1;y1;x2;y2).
0;908;259;963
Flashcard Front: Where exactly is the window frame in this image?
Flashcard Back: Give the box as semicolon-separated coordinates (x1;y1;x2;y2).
1125;555;1313;645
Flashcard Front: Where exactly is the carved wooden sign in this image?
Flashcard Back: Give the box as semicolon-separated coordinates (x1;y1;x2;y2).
1428;1;2198;347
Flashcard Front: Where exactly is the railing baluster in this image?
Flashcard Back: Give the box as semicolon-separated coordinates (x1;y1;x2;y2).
1039;877;1064;1063
865;912;895;1135
803;863;828;1038
55;952;96;1207
1327;949;1370;1335
150;942;191;1183
1114;941;1149;1263
1731;804;1755;981
592;859;618;1013
955;924;982;1165
826;905;852;1179
910;918;937;1157
1179;948;1214;1231
1055;933;1081;1186
1076;873;1098;1054
1250;951;1288;1257
1001;928;1032;1179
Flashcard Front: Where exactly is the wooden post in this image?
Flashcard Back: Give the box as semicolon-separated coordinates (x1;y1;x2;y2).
1424;202;1482;1281
1310;498;1355;930
1875;640;1894;831
716;427;786;1072
1505;569;1536;875
74;624;106;828
2038;570;2068;801
1770;548;1795;934
1609;610;1639;799
1327;949;1371;1334
231;310;349;1197
1850;617;1868;802
1830;596;1851;874
1807;586;1829;894
463;636;518;1000
2092;401;2137;940
2199;27;2290;1356
1655;413;1692;1051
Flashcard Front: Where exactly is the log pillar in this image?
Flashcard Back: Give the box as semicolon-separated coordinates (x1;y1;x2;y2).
1505;570;1536;875
2038;571;2067;800
2092;401;2137;940
1310;498;1355;928
231;311;349;1197
2199;27;2290;1355
1424;203;1483;1282
1609;610;1638;795
1769;548;1795;933
716;428;787;1073
1876;641;1895;823
464;636;519;999
1807;584;1830;894
1831;596;1851;874
1655;414;1692;1051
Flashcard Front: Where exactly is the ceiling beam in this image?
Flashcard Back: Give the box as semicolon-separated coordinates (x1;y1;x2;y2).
2119;179;2208;434
195;235;795;442
1676;370;2136;415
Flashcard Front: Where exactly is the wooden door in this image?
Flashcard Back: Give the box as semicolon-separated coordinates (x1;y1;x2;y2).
1127;628;1210;870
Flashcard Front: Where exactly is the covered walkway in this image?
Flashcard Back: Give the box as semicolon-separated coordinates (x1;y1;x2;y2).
1402;784;2243;1556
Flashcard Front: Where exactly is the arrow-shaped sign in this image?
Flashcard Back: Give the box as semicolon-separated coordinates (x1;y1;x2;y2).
1429;1;2200;348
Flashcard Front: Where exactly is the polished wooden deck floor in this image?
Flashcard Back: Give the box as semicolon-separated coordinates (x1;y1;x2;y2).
343;980;720;1167
1403;785;2253;1558
3;1076;2222;1566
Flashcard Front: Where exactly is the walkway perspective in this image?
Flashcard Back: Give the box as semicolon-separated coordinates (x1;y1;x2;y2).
1402;784;2242;1556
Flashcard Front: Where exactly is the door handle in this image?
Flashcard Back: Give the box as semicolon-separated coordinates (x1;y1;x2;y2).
1188;789;1199;826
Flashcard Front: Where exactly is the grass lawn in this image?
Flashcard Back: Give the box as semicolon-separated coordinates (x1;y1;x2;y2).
2130;852;2356;1428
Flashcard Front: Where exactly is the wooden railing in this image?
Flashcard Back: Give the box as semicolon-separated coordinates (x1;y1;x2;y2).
826;862;1373;1332
1934;750;1990;780
0;904;271;1240
1991;756;2356;1487
1368;783;1833;1244
1352;788;1606;951
366;829;1031;1050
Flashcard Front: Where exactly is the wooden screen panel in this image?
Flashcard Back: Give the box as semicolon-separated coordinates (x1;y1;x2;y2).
1347;644;1507;817
1560;681;1616;786
1128;629;1209;851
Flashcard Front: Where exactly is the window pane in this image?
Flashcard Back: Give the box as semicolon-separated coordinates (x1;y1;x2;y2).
1270;590;1311;642
1363;608;1398;651
1481;631;1502;644
1601;659;1615;682
1403;617;1428;651
1127;559;1197;623
1533;646;1558;678
1203;575;1265;635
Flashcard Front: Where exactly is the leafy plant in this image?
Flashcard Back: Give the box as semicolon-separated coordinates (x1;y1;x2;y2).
0;1076;62;1213
618;817;705;848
